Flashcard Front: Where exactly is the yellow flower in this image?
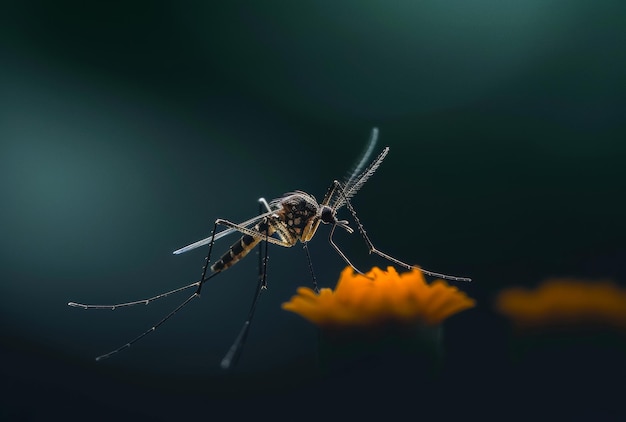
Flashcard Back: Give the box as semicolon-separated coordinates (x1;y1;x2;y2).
495;278;626;331
282;266;475;329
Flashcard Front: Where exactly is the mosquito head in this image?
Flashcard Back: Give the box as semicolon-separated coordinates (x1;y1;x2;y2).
320;205;354;234
320;205;334;224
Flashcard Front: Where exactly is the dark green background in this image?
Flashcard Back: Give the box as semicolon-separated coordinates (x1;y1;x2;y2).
1;1;625;420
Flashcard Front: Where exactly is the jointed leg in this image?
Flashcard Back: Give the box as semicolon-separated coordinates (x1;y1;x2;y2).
69;222;224;361
220;202;271;369
327;223;366;276
343;197;472;282
302;241;319;292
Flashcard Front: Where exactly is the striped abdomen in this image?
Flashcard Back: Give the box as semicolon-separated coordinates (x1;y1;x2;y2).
211;219;274;272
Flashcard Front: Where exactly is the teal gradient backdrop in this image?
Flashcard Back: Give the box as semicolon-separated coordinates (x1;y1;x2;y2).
1;1;625;420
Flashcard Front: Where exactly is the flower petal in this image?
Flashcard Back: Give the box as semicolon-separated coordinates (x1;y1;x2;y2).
283;266;475;329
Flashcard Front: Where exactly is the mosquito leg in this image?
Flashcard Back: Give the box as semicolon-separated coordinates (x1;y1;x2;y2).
91;268;221;361
197;221;220;294
68;281;201;310
343;197;472;282
327;223;366;276
302;241;319;292
258;197;272;213
258;200;269;289
260;224;269;289
220;277;264;369
95;275;217;361
68;221;222;310
220;211;270;370
74;224;224;361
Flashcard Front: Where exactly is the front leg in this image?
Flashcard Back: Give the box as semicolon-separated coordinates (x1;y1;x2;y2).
341;198;472;282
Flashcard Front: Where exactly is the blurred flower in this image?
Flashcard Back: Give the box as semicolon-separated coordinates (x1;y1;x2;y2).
495;278;626;331
282;266;475;330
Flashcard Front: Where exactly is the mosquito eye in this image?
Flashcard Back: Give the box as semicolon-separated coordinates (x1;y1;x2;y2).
321;207;335;224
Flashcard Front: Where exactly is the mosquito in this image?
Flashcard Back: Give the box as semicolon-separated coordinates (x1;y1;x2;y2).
68;127;471;369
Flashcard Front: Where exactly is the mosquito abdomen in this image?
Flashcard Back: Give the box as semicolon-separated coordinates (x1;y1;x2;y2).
211;220;274;272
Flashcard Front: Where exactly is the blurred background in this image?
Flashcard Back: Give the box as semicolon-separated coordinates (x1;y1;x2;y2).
1;1;625;420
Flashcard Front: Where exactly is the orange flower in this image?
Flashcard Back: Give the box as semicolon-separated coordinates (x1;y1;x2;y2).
282;266;475;329
495;278;626;331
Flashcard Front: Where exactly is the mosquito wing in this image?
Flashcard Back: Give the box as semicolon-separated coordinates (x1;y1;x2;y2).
172;210;275;255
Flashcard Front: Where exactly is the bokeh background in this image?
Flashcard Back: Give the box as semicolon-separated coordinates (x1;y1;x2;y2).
1;1;625;420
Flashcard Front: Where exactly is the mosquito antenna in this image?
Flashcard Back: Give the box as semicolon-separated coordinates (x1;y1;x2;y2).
343;127;379;189
220;200;270;369
332;146;389;211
